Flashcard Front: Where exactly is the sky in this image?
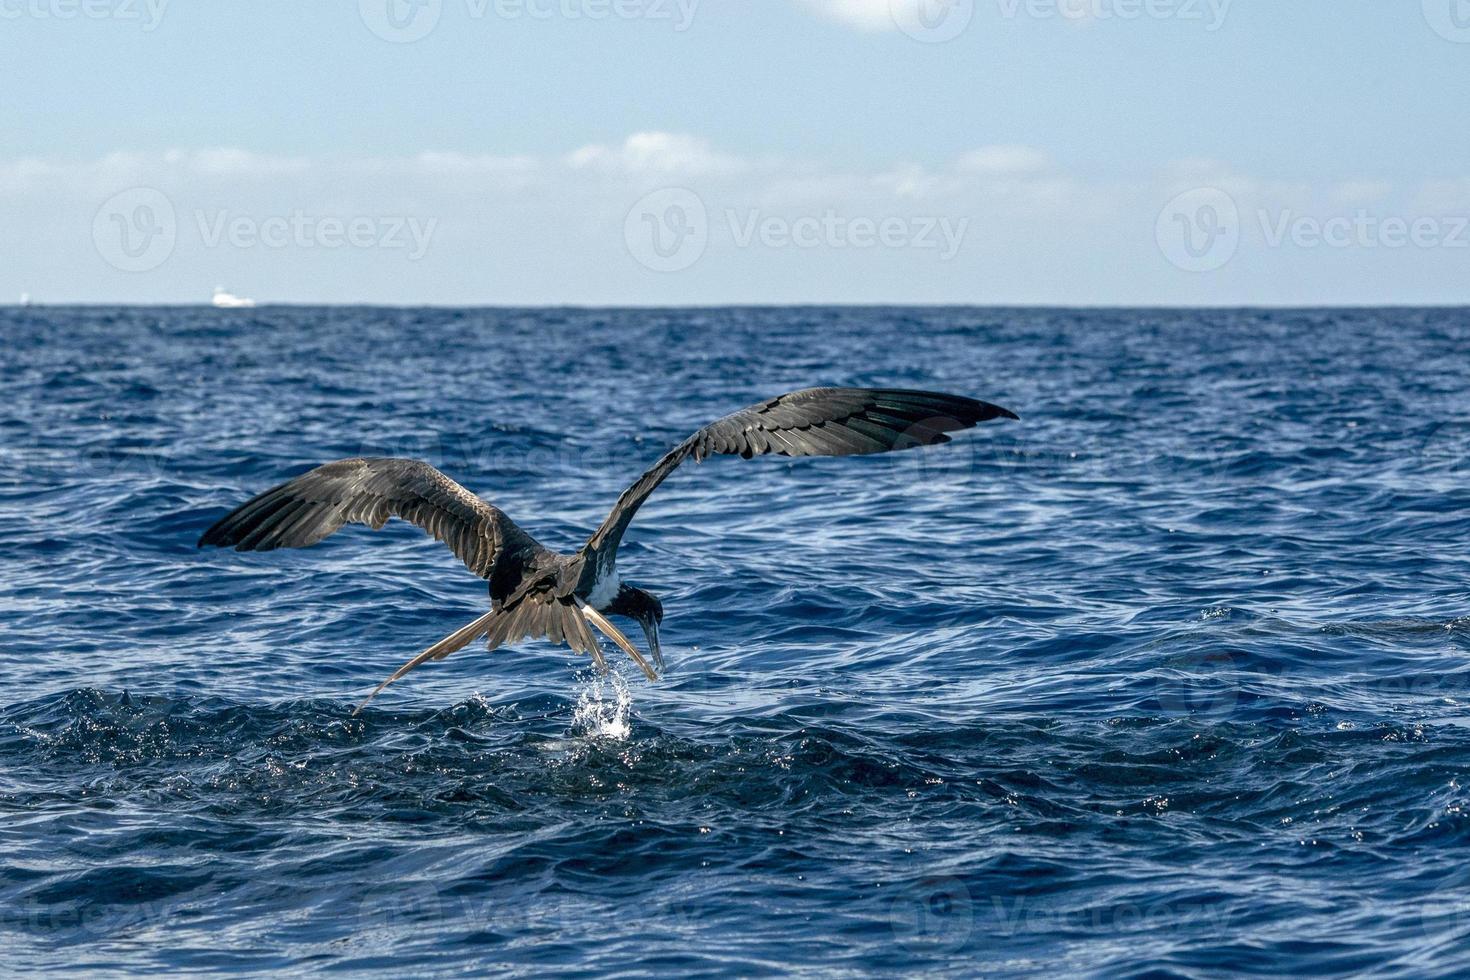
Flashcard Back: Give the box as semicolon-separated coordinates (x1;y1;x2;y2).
1;0;1468;305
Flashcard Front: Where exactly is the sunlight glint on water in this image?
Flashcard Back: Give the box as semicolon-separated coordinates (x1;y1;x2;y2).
1;306;1468;976
571;670;634;742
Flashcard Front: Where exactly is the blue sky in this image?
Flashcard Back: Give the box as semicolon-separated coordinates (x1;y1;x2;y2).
3;0;1468;304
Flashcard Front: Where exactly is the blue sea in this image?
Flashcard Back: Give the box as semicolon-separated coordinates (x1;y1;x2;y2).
2;306;1468;977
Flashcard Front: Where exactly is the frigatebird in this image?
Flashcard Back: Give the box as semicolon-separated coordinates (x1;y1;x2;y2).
198;387;1017;711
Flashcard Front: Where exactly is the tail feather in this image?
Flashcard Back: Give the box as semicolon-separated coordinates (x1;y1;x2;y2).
354;597;613;715
558;599;607;672
354;608;497;715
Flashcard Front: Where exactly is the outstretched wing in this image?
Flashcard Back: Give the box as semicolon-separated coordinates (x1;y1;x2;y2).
198;457;539;581
583;387;1017;559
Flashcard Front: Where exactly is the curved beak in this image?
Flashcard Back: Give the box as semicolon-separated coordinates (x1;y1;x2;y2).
579;601;657;681
640;616;664;671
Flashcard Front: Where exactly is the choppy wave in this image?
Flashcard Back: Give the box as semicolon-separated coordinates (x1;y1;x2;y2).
2;307;1469;975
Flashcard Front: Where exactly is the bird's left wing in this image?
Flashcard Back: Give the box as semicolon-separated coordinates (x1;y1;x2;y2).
198;457;539;581
583;386;1017;560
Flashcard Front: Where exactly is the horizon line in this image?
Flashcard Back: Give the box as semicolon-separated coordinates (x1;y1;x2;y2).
6;301;1470;311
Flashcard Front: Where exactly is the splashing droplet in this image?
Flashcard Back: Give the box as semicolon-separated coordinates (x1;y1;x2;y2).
571;670;632;742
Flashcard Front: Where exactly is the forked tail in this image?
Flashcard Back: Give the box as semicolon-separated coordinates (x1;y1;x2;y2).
352;595;655;715
354;609;499;715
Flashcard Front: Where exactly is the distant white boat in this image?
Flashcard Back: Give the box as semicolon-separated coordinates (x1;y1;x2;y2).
19;293;31;307
212;286;256;309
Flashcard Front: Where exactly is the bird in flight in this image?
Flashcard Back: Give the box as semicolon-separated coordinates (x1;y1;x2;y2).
199;387;1017;712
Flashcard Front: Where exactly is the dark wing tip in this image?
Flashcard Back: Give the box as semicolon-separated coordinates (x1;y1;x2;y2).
197;519;246;550
945;393;1018;424
938;397;1017;424
874;389;1018;426
197;520;231;549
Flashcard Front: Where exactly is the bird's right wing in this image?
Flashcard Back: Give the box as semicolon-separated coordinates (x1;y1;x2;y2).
583;387;1017;560
198;457;539;582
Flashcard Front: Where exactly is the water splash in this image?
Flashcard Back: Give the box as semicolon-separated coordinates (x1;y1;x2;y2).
571;670;633;741
8;306;1470;976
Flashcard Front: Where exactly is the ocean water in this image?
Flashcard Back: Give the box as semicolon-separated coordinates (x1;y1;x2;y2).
1;306;1468;977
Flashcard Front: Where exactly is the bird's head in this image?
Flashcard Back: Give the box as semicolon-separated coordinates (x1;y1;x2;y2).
609;583;663;668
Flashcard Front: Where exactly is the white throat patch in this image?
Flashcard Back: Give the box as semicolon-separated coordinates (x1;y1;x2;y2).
586;570;622;610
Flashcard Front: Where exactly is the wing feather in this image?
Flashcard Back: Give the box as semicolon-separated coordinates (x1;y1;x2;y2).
199;457;539;581
583;386;1016;559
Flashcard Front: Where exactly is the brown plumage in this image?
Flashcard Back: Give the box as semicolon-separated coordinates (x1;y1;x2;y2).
198;387;1018;711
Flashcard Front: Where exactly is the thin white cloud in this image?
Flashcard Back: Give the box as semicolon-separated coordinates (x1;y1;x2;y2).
955;145;1053;176
566;132;748;177
794;0;897;32
1329;180;1394;207
177;148;311;177
1412;178;1470;212
0;149;311;193
2;137;1461;305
